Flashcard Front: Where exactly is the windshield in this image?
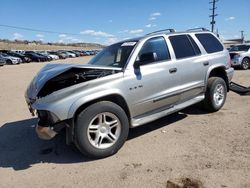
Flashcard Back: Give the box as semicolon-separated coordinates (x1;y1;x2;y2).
88;42;137;68
230;45;250;52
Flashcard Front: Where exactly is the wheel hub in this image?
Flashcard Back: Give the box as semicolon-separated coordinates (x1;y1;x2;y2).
87;112;121;149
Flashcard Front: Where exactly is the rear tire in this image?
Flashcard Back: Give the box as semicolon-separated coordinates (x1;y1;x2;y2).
202;77;227;112
74;101;129;159
241;58;250;70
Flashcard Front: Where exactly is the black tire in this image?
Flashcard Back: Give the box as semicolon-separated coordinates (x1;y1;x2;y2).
203;77;227;112
241;58;250;70
6;59;12;65
74;101;129;159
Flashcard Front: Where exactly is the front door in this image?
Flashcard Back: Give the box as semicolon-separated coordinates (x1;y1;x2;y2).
123;36;182;118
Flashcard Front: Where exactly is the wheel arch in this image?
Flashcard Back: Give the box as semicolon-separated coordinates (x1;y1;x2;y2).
69;93;131;127
206;66;229;91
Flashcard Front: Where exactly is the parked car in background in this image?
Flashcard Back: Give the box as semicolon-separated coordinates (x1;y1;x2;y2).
50;51;67;59
61;51;76;58
0;56;6;66
6;51;31;63
0;53;22;64
229;44;250;70
38;51;59;60
24;51;47;62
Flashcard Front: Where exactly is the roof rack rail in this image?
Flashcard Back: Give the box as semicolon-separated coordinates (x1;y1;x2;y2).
187;27;209;32
146;29;176;35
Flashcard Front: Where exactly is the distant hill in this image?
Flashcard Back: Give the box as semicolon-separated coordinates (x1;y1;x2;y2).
0;39;105;50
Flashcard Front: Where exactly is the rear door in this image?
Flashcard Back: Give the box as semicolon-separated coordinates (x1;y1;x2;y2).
168;34;207;102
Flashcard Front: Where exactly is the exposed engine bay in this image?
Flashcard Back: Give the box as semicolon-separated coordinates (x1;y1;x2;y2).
37;68;120;98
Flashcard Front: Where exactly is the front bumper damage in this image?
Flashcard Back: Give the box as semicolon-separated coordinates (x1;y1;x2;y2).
35;110;69;140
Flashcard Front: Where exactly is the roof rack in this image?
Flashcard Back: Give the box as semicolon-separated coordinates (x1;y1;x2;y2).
187;27;209;32
146;29;176;35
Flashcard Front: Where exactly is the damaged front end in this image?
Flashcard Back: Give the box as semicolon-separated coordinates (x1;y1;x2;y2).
25;64;122;140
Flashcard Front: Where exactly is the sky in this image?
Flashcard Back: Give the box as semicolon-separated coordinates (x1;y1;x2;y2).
0;0;249;45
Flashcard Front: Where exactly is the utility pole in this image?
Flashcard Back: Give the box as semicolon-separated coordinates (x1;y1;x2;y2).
240;30;244;43
209;0;218;33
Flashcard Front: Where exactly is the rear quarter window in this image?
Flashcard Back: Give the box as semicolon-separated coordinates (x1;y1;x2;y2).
195;33;224;54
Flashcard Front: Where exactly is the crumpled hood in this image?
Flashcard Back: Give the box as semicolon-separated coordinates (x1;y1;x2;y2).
26;63;122;101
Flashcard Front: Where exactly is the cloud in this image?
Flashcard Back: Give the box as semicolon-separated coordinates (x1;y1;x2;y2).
108;20;113;23
80;30;114;37
149;12;161;21
13;33;24;40
145;24;157;28
129;29;144;34
105;37;119;45
149;17;156;21
226;16;235;21
151;12;161;17
36;34;44;38
59;34;67;38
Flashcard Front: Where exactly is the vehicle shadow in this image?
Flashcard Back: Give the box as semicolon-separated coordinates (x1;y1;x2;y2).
0;118;88;171
128;112;187;140
0;112;189;171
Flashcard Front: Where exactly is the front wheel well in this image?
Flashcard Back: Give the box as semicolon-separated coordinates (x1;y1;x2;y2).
208;67;229;91
73;94;131;123
242;56;250;61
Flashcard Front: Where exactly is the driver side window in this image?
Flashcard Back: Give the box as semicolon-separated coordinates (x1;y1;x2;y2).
137;37;170;66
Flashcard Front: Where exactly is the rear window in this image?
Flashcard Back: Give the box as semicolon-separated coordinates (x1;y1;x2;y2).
195;33;224;53
169;35;196;59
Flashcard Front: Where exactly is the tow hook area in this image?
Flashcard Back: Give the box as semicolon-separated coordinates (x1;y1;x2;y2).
230;82;250;95
36;125;57;140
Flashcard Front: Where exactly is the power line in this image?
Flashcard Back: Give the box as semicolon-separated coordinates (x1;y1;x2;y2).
209;0;218;32
0;24;82;36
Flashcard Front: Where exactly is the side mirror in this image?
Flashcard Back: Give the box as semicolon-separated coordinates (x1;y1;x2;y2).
134;52;157;69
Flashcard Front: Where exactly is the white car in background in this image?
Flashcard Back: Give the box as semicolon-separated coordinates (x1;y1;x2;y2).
229;44;250;70
63;51;76;58
0;53;22;64
39;51;60;60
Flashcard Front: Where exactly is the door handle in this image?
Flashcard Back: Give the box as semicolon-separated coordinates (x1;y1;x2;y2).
169;68;177;74
203;61;209;66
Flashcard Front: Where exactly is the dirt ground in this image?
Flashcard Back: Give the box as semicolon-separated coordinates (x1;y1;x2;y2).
0;57;249;188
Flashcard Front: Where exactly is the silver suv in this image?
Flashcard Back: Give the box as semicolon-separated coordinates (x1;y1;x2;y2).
229;44;250;70
25;28;234;158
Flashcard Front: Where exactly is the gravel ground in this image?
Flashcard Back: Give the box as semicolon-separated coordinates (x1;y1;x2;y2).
0;57;249;188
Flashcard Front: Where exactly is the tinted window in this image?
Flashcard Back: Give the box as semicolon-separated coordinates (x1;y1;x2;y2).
169;35;196;59
195;33;223;53
138;37;170;64
229;45;250;52
187;35;201;55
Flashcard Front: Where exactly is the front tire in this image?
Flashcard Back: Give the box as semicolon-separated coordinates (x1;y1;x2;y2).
75;101;129;159
241;58;250;70
203;77;227;112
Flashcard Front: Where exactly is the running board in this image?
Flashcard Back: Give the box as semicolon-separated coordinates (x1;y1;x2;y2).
131;95;205;127
230;82;250;95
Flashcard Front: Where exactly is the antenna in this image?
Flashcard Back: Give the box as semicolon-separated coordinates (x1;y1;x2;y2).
209;0;219;32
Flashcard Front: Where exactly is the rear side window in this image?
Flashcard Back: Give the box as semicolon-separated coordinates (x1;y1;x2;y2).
169;35;196;59
195;33;224;53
